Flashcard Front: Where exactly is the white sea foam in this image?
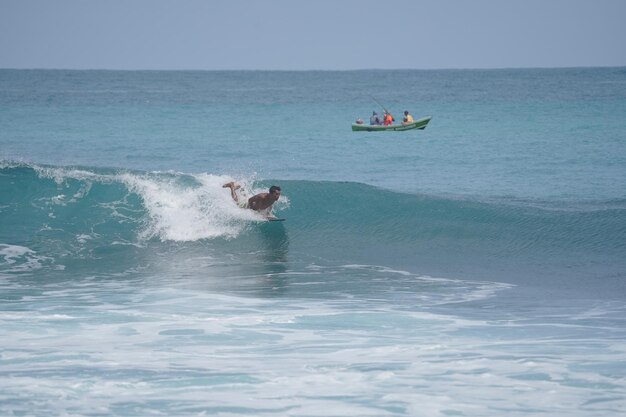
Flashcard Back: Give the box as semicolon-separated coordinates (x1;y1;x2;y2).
33;164;111;184
119;172;264;241
0;244;55;272
334;264;514;306
50;194;66;204
1;282;624;417
0;244;34;264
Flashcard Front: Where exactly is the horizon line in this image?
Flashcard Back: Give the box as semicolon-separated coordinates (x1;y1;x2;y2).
1;64;625;72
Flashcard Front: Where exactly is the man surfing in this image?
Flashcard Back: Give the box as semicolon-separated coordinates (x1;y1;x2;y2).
223;182;282;218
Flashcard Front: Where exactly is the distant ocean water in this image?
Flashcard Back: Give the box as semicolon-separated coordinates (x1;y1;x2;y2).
1;68;625;416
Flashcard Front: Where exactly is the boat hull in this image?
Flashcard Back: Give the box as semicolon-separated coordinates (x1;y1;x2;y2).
352;116;432;132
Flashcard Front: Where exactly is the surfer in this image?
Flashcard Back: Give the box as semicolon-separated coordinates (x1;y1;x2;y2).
223;182;281;215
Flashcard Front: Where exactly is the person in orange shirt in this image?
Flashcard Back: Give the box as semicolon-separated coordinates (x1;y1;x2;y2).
383;110;395;126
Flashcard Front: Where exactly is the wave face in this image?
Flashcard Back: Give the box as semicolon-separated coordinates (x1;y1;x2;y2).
2;162;624;289
1;162;268;241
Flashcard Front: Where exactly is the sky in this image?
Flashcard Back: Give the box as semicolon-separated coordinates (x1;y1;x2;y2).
1;0;625;70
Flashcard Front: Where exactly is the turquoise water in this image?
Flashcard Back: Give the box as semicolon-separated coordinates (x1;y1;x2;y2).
1;68;626;416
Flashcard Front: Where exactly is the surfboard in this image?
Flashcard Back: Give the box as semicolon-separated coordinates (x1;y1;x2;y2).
267;217;286;222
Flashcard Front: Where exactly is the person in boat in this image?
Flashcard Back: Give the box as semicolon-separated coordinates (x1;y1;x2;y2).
355;118;364;125
402;110;414;125
223;182;281;215
370;111;382;125
383;110;395;126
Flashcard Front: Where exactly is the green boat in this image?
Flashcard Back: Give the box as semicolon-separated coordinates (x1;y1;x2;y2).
352;116;432;132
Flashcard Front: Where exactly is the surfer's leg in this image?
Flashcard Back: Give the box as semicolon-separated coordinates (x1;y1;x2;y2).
222;182;241;203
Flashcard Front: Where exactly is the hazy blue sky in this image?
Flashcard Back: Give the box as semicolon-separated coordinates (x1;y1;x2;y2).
1;0;625;70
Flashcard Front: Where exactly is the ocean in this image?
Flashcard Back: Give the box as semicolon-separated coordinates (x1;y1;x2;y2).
1;68;625;416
